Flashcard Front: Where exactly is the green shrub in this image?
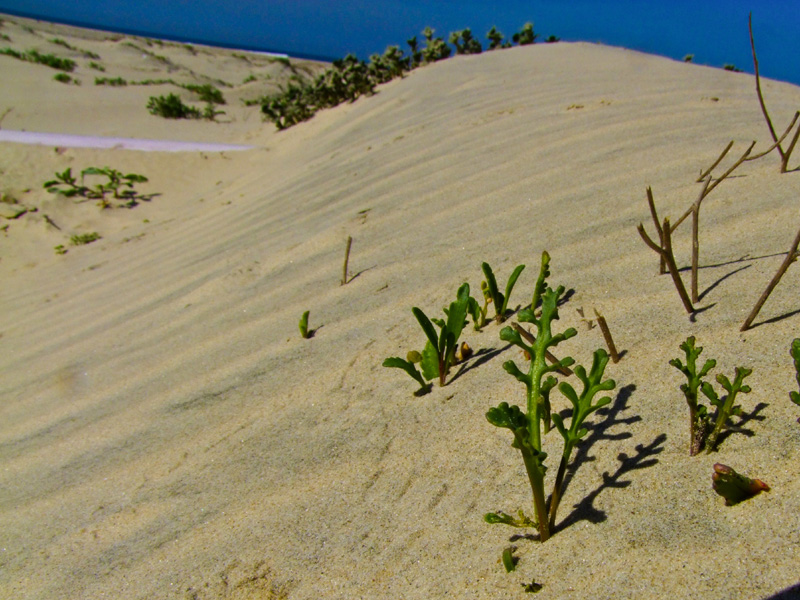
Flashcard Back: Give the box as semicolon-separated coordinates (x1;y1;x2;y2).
146;93;201;119
95;76;127;86
512;22;537;45
182;83;225;104
0;47;76;71
53;73;72;84
70;232;101;245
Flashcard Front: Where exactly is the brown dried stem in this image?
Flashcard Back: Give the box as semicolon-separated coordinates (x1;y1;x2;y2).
341;235;352;285
750;12;799;173
593;309;620;363
741;224;800;331
638;215;695;313
646;187;667;274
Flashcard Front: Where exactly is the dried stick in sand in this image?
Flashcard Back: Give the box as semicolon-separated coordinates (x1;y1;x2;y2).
741;224;800;331
341;235;352;285
594;309;620;363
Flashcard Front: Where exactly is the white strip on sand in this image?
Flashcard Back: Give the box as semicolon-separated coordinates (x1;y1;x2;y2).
0;129;255;152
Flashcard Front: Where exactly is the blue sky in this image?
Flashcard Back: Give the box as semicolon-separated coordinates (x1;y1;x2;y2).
1;1;799;86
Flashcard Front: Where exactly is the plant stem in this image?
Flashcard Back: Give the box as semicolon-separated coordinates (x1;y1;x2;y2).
341;235;352;285
741;224;800;331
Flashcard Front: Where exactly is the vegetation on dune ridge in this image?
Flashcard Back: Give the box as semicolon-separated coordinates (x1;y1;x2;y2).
261;22;556;130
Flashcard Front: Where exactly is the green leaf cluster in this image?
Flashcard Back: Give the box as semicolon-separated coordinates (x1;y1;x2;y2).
383;283;471;393
44;167;149;208
480;262;525;324
670;336;752;454
486;252;615;542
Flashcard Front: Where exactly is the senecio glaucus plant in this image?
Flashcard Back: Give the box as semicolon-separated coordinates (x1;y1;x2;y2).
485;252;615;542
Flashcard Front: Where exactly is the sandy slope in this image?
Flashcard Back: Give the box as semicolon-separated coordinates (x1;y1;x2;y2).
2;14;800;600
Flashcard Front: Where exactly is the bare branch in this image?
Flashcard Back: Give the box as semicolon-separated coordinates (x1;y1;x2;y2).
697;141;734;183
637;218;695;313
741;224;800;331
646;186;666;274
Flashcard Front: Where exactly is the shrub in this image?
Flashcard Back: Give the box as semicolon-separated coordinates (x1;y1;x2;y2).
146;93;201;119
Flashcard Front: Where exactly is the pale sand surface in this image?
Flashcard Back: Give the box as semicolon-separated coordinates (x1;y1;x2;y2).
2;14;800;600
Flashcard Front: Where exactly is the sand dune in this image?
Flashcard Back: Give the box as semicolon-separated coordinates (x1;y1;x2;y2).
2;14;800;600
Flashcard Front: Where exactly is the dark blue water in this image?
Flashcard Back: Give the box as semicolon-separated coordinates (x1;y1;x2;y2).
2;0;799;86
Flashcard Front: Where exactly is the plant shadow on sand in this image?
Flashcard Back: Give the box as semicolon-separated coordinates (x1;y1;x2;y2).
511;384;665;541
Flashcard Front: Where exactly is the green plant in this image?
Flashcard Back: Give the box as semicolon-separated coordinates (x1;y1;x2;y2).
89;61;105;71
421;27;451;63
95;76;127;86
790;339;800;412
44;167;149;208
712;463;769;505
670;337;752;454
0;47;76;71
70;232;101;245
53;73;72;84
183;83;225;104
486;26;509;50
545;35;560;43
382;352;430;396
449;28;482;55
485;252;615;542
146;93;201;119
683;54;694;62
54;244;67;255
480;262;525;323
299;310;311;339
384;283;471;389
512;23;537;46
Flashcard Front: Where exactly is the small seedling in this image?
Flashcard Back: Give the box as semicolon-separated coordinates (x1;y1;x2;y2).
299;310;311;339
54;244;67;255
712;463;769;505
384;283;471;389
44;167;149;208
671;337;752;454
467;281;492;330
521;580;543;593
485;252;615;542
790;339;800;417
501;547;517;572
481;262;525;323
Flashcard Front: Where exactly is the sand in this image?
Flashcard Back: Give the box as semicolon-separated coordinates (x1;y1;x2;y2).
2;13;800;600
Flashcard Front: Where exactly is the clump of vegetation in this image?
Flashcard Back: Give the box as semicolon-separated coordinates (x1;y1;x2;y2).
512;22;537;46
449;28;482;55
70;232;101;245
147;93;201;119
262;20;556;130
95;76;127;86
486;26;511;50
712;464;769;505
0;47;76;71
484;252;616;542
383;282;471;391
44;167;149;208
89;61;105;71
49;37;100;59
53;73;75;84
183;83;225;104
670;337;752;455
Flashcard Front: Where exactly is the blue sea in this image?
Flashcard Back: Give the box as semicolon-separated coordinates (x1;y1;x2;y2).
1;0;799;86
